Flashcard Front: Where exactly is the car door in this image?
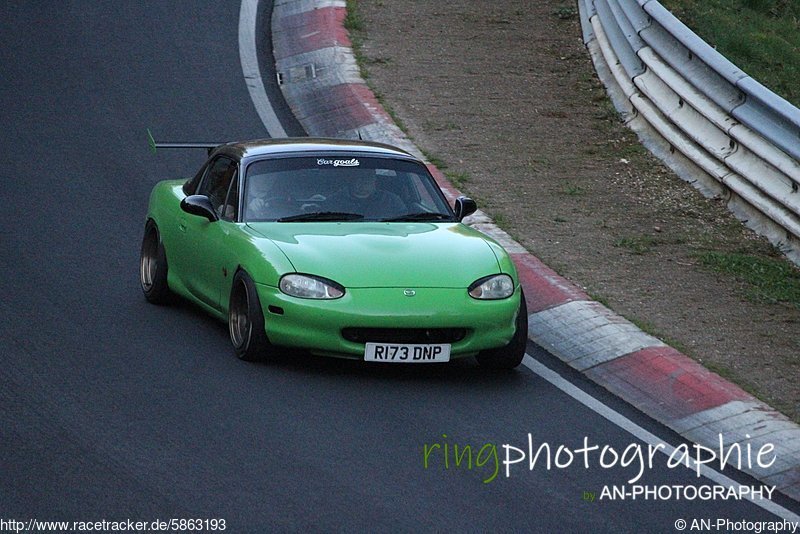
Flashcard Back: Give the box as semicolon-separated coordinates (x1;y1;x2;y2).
206;171;243;312
179;156;239;311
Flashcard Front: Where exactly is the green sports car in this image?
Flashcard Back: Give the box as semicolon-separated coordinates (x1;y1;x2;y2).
140;138;527;368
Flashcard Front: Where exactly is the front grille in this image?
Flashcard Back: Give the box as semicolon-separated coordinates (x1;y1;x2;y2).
341;327;468;344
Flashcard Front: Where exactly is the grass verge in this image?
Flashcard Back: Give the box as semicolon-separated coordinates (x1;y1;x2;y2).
659;0;800;107
694;250;800;308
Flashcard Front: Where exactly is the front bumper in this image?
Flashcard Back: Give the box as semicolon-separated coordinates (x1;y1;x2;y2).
255;284;520;359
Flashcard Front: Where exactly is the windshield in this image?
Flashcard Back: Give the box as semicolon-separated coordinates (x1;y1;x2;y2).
242;156;455;222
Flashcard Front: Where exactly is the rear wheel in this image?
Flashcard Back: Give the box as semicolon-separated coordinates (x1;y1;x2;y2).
139;221;171;304
228;270;272;362
475;290;528;369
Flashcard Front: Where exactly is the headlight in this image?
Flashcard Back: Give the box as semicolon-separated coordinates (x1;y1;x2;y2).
279;274;345;299
468;274;515;300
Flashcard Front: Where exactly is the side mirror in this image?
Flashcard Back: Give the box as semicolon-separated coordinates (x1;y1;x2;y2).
454;196;477;221
181;195;219;222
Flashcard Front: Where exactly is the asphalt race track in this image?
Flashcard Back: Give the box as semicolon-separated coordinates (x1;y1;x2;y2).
1;1;798;531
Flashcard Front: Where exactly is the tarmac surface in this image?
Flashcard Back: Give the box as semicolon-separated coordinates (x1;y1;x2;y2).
272;0;800;502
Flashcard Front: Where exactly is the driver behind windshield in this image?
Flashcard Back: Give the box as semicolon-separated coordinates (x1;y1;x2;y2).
328;167;406;219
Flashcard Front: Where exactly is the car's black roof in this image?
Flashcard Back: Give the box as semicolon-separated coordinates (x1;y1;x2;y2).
212;137;417;161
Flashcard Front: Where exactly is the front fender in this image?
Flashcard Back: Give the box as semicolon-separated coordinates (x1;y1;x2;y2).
218;225;297;315
482;237;520;282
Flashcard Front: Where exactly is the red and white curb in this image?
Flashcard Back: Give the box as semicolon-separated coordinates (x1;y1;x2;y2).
271;0;800;501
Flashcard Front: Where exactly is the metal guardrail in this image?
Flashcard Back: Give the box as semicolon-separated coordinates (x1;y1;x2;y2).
578;0;800;265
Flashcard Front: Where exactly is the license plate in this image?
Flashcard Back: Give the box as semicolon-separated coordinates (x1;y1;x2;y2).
364;343;451;363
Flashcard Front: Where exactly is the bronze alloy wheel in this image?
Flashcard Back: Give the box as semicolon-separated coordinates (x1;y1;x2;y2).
228;271;271;361
139;222;171;304
228;278;252;351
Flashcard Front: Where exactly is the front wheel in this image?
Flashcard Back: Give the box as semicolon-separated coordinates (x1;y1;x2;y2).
139;221;171;304
228;270;273;362
475;290;528;369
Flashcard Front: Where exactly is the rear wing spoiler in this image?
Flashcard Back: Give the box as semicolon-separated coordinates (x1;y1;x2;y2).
147;129;221;156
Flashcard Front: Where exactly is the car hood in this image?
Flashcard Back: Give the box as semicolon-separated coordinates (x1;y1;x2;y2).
245;222;502;288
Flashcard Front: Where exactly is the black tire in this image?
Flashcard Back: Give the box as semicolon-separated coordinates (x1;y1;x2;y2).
475;290;528;369
228;270;272;362
139;221;171;304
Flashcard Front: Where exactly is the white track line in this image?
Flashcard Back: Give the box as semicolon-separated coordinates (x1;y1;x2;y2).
523;354;800;522
239;0;287;137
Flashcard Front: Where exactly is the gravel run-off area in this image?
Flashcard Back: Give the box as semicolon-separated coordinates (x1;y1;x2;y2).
352;0;800;421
